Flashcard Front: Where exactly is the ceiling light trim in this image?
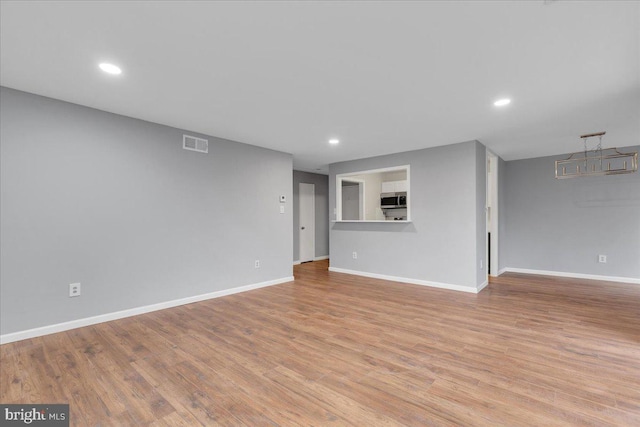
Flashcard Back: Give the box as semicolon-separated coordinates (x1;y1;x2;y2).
99;63;122;75
493;98;511;107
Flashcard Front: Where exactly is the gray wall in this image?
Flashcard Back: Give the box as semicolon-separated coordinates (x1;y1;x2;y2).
292;170;329;262
475;142;487;285
0;87;293;335
329;141;486;290
504;147;640;280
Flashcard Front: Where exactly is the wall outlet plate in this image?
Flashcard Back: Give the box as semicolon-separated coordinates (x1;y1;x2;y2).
255;260;260;268
598;255;607;263
352;252;358;259
69;283;81;297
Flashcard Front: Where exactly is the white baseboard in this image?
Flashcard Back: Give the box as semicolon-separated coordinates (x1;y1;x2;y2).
497;268;508;276
503;268;640;285
328;267;484;293
477;280;489;292
293;260;301;266
0;276;294;345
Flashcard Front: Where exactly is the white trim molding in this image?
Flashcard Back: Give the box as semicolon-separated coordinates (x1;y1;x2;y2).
328;267;485;293
503;268;640;285
497;267;508;276
0;276;294;345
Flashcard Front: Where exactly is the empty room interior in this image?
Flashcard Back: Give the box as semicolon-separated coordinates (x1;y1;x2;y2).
1;1;640;426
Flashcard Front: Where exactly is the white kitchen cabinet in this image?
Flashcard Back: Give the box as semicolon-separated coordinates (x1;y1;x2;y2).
381;181;395;193
381;180;408;193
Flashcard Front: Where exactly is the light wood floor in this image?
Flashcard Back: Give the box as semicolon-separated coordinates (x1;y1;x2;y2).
2;260;640;426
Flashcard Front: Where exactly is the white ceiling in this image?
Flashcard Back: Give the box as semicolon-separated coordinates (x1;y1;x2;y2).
1;1;638;173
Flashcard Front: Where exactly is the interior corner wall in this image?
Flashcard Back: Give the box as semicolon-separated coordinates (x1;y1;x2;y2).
329;141;485;291
503;147;640;281
0;87;293;336
293;170;329;262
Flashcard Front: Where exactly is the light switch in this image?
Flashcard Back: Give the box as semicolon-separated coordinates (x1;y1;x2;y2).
280;205;285;214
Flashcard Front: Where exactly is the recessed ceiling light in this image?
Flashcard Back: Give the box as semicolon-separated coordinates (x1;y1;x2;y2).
99;63;122;75
329;139;340;145
494;98;511;107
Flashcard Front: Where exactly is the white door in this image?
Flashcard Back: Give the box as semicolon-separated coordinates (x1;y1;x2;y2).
299;183;315;263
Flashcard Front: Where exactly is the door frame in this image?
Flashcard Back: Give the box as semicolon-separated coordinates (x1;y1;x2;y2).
486;150;499;277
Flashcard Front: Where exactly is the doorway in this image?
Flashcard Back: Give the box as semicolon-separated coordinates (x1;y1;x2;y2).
486;151;499;276
341;179;365;220
299;183;315;263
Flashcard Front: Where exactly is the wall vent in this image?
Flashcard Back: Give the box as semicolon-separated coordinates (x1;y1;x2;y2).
183;135;209;154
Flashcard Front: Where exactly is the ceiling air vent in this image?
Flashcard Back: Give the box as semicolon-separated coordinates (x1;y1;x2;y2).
183;135;209;154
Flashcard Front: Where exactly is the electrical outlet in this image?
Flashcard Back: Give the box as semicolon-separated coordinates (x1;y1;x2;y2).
69;283;81;297
280;205;285;214
598;255;607;263
352;251;358;259
255;260;260;268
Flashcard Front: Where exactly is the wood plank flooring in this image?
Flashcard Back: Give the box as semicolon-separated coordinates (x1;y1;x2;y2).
2;260;640;426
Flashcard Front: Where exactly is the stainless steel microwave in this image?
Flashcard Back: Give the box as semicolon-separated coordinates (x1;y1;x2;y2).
381;193;407;209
